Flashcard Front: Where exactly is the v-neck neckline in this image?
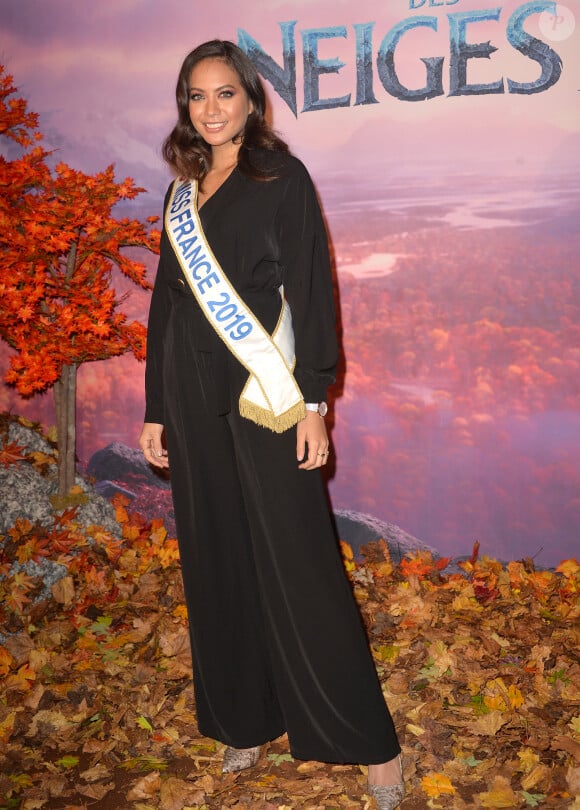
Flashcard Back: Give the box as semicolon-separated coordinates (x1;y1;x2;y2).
197;165;238;214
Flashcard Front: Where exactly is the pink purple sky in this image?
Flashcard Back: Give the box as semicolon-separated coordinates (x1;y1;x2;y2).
2;0;578;206
2;0;579;564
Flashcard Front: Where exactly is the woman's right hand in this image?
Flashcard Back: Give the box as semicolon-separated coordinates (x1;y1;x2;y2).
138;422;169;469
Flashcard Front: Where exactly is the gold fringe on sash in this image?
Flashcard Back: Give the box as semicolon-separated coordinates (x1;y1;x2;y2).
239;397;306;433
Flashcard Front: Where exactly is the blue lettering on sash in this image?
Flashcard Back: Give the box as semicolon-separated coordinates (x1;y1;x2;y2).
170;185;191;215
198;272;219;293
185;243;203;265
173;218;195;240
168;180;254;342
170;196;189;215
192;261;212;280
179;236;198;254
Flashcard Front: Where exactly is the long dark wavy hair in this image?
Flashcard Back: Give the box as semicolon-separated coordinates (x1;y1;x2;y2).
162;40;288;182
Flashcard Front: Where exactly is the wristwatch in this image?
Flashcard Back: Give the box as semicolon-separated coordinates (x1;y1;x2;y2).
305;402;328;417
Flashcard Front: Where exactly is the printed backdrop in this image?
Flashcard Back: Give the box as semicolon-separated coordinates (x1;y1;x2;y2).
1;0;579;565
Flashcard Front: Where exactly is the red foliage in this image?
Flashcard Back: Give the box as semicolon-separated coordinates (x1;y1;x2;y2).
0;65;160;398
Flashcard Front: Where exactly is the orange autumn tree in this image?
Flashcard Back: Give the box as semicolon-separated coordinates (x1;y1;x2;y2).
0;66;160;495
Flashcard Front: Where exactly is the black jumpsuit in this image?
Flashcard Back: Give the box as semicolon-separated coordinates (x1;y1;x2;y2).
145;151;400;764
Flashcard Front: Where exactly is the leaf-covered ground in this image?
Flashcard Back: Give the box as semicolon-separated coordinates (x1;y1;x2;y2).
1;432;579;809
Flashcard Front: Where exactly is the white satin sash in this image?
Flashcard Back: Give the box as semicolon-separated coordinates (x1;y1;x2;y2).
165;177;305;432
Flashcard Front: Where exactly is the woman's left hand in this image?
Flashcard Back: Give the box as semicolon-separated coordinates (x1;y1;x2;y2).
296;411;330;470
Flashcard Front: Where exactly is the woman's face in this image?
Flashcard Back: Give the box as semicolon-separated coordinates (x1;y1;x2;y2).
188;58;253;154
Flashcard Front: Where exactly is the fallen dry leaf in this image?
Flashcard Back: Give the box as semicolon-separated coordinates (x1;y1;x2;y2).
553;735;580;763
51;575;75;605
78;763;110;782
520;762;552;792
0;469;577;808
158;626;191;659
421;771;456;797
75;781;114;800
126;771;162;801
471;710;509;736
160;776;205;810
566;765;580;797
478;775;519;807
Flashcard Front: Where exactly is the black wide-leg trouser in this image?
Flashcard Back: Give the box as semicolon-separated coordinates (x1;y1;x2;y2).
163;348;400;764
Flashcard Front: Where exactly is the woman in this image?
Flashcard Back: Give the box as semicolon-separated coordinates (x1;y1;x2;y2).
139;40;404;809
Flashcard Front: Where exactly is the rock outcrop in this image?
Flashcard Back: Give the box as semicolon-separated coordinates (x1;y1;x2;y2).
87;441;171;493
0;419;120;538
333;508;437;561
1;420;434;585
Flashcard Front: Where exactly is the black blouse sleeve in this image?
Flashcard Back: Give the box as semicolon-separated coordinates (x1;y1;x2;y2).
144;226;172;424
275;159;338;403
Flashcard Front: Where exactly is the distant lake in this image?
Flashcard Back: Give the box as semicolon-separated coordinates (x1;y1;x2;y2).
339;252;406;278
320;169;580;235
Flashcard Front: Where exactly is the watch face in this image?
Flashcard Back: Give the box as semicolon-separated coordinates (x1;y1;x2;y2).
318;402;328;417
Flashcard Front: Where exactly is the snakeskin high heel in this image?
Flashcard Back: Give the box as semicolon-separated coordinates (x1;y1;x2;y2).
368;754;405;809
221;745;262;773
